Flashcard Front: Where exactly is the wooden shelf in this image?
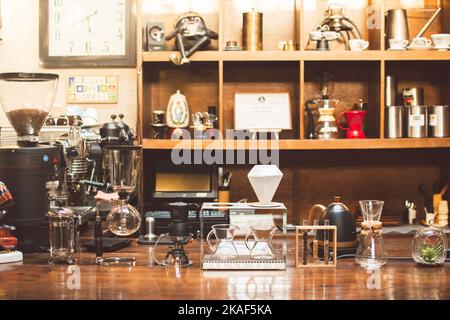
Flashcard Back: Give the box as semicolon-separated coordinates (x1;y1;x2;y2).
143;50;450;62
384;50;450;61
143;138;450;150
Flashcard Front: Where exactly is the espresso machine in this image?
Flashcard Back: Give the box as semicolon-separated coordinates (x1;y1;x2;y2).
0;73;60;253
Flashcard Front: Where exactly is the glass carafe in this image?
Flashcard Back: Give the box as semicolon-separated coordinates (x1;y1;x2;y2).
356;200;388;269
207;224;239;259
47;206;77;265
245;225;277;259
315;99;339;140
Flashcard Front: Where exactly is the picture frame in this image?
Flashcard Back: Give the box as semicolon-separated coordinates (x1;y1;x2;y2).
234;92;292;131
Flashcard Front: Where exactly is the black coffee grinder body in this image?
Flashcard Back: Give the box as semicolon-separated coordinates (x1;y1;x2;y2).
0;145;59;253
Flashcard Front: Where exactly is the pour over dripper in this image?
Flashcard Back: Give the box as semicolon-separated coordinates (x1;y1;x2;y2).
0;73;58;146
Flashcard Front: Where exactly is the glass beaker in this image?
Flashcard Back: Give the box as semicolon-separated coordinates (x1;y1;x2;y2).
245;225;277;259
47;206;77;265
355;200;388;269
207;224;239;259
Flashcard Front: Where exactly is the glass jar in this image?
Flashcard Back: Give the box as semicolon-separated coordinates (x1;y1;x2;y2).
412;224;448;266
48;206;77;265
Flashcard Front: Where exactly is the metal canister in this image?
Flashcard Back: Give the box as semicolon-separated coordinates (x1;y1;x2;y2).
385;106;404;138
243;10;263;51
385;75;398;106
428;105;450;137
405;105;428;138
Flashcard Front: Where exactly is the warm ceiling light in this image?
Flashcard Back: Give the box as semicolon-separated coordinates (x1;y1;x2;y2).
400;0;425;9
327;0;366;10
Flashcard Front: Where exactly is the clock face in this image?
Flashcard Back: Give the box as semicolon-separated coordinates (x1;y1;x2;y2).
48;0;126;57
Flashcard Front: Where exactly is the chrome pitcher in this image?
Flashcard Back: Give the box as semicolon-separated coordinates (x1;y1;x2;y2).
385;9;409;44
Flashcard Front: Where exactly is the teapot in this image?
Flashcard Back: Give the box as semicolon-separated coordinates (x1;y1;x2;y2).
308;196;357;253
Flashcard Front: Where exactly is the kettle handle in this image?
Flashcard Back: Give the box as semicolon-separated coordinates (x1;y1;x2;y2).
307;204;327;226
337;111;349;131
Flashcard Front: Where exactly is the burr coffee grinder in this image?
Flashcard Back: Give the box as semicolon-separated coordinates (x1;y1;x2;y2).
0;73;60;253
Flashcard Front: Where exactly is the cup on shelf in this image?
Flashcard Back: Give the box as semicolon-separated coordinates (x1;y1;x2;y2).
410;37;432;48
310;31;323;41
431;34;450;49
349;39;369;51
389;38;409;50
323;31;340;41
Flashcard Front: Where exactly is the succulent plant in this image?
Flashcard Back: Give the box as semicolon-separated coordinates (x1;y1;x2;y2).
421;244;444;264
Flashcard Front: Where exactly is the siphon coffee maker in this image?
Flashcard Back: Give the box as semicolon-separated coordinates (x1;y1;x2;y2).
0;73;60;253
94;145;142;265
305;72;339;139
355;200;388;269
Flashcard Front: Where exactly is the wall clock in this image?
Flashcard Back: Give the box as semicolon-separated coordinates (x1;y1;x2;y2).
40;0;136;68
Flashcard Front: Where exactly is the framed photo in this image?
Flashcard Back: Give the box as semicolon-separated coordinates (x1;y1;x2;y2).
39;0;136;68
234;93;292;131
66;76;118;104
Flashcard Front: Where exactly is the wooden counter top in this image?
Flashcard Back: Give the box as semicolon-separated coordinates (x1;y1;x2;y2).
0;235;449;300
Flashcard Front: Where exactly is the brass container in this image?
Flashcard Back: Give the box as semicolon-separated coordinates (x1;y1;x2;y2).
243;10;263;51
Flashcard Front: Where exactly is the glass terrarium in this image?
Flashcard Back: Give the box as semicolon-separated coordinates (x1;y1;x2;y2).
412;225;448;266
200;202;287;270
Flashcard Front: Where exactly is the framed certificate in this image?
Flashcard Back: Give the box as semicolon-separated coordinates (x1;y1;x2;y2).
234;93;292;131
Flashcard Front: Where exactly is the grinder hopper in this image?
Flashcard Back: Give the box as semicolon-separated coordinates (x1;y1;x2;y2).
0;73;59;146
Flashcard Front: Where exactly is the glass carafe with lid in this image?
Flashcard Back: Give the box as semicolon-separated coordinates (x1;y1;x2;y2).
47;205;78;265
355;200;388;269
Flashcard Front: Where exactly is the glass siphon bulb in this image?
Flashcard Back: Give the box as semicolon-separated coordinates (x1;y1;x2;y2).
106;200;141;236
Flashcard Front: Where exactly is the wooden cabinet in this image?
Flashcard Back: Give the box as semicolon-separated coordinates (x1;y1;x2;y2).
137;0;450;223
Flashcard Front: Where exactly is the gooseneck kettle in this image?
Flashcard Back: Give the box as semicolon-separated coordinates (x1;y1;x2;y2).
308;196;357;255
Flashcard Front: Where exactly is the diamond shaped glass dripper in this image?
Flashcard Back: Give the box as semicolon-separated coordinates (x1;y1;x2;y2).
247;165;283;204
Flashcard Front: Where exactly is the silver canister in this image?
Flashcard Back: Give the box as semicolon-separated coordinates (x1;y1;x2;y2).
428;105;450;137
406;105;428;138
385;106;404;138
385;75;398;106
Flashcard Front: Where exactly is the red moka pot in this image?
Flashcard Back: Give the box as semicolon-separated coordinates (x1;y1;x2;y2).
338;110;367;139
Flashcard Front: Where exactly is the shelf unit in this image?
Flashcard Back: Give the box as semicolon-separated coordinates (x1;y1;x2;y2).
137;0;450;223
